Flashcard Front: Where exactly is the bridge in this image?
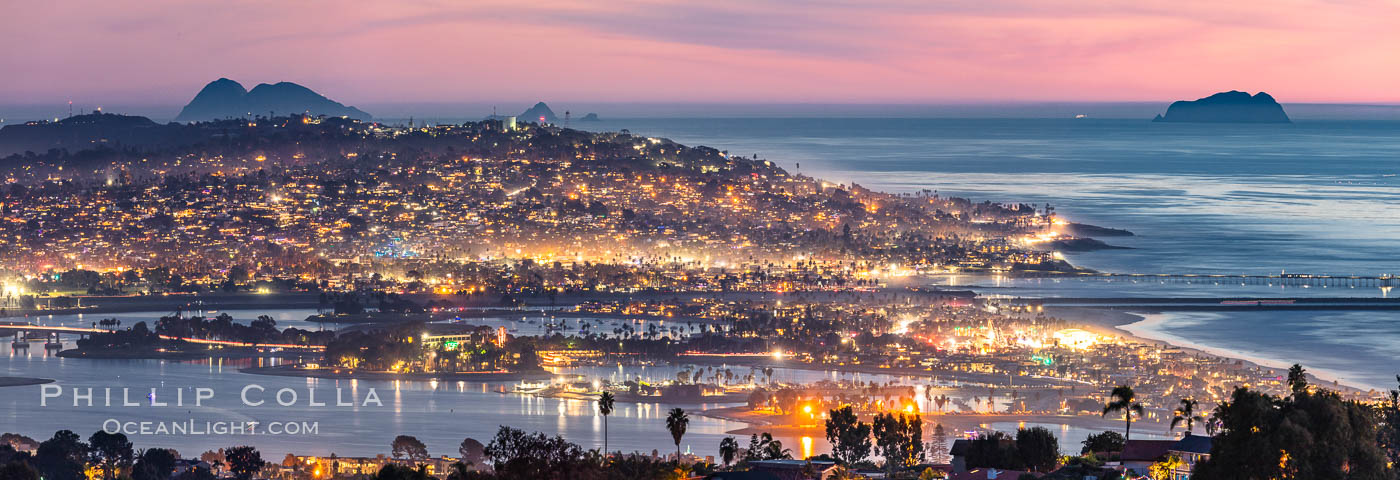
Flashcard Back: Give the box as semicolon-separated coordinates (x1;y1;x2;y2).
2;323;324;350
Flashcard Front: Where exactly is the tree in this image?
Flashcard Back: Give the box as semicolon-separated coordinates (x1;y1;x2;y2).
927;424;951;465
457;438;485;466
132;448;178;480
774;388;800;416
199;450;225;473
0;461;39;480
666;407;690;461
1287;363;1308;394
445;461;486;480
1147;454;1181;480
391;435;429;466
173;465;218;480
1169;398;1203;436
88;430;134;480
1102;385;1144;440
34;430;88;480
484;426;597;479
1080;431;1125;454
965;431;1022;471
224;446;264;480
1193;386;1388;480
374;463;431;480
718;437;739;468
825;405;873;465
1015;427;1059;472
745;434;764;461
598;391;615;454
744;433;790;461
1379;375;1400;469
762;438;792;460
872;413;924;471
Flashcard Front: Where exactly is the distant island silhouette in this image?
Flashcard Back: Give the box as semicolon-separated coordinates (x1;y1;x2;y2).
484;102;599;124
1153;91;1291;123
175;78;371;123
484;102;599;123
518;102;558;123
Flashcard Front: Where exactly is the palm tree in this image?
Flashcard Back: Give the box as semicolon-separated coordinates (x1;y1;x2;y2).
1102;385;1145;440
598;391;615;455
666;407;689;461
1170;398;1203;436
718;437;738;468
1206;408;1223;436
1287;364;1308;394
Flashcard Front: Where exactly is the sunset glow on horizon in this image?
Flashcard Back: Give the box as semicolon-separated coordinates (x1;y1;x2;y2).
5;0;1400;105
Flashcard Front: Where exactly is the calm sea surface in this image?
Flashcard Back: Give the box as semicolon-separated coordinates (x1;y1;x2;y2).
573;117;1400;391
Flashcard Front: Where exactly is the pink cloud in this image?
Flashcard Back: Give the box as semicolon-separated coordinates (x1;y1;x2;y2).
2;0;1398;105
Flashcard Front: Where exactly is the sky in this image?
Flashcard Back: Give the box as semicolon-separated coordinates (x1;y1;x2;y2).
4;0;1400;106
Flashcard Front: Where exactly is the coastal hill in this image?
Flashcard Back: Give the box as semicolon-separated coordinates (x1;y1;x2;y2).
1153;91;1291;123
0;112;176;156
174;78;371;123
0;112;363;157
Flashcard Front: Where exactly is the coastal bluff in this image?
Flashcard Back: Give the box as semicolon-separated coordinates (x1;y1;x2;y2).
1153;91;1291;123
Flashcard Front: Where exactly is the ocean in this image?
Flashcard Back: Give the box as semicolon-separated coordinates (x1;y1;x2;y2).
563;115;1400;391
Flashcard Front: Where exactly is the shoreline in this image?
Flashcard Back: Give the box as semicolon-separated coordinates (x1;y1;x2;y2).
0;376;55;387
240;364;562;382
55;346;315;360
679;356;1084;389
696;405;1169;443
1049;306;1376;394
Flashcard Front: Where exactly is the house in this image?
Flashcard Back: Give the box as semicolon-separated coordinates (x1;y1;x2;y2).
949;440;971;472
1167;434;1213;480
748;459;841;480
172;459;212;478
952;468;1038;480
949;438;1016;473
1117;440;1177;477
705;471;781;480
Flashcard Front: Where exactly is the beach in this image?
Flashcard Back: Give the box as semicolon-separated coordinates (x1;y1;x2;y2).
1049;306;1376;394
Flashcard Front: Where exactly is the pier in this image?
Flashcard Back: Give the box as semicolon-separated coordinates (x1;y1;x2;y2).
1005;271;1398;288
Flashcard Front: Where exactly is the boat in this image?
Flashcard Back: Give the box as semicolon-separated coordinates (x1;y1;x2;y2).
514;380;549;393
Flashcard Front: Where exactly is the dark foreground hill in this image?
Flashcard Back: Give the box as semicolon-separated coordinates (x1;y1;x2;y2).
0;113;363;157
0;113;176;156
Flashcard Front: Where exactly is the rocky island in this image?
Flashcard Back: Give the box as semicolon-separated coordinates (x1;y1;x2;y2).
174;78;372;123
517;101;559;123
1153;90;1291;123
